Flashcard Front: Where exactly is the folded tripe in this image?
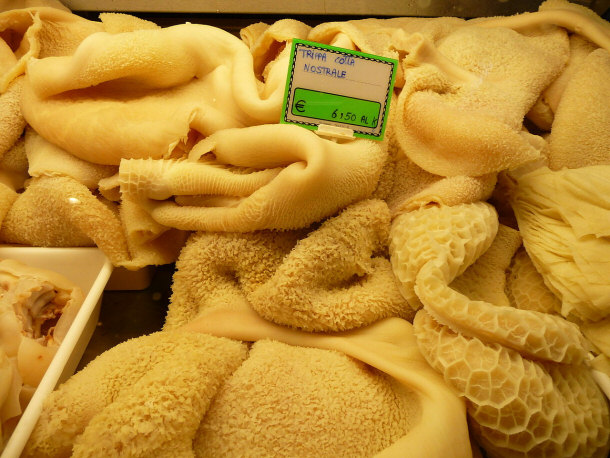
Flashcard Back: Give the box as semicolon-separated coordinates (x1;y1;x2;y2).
119;125;386;232
21;22;296;165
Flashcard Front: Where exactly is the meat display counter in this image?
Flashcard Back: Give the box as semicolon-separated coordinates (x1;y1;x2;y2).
1;1;609;457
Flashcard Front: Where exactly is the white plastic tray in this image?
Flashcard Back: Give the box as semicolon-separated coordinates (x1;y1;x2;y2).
0;247;113;458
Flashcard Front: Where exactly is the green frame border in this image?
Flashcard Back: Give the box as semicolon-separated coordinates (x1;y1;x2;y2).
281;38;397;141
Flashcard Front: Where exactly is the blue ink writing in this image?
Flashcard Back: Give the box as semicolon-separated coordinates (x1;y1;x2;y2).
303;64;347;79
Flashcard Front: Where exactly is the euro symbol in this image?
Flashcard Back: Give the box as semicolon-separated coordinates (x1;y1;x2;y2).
295;99;306;113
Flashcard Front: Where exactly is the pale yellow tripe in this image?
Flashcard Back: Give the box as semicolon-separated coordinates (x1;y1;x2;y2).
249;200;413;331
548;48;610;169
119;125;386;232
165;228;302;330
23;330;248;458
392;24;567;177
511;165;610;322
21;22;294;165
24;128;117;189
184;302;471;458
414;310;609;458
0;4;103;92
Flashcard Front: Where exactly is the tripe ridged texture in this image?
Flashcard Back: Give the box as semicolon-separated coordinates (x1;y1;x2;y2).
389;202;606;456
505;248;562;315
389;202;498;310
414;310;610;458
195;340;417;457
511;165;610;322
249;199;413;331
119;125;387;232
391;203;588;364
23;330;248;458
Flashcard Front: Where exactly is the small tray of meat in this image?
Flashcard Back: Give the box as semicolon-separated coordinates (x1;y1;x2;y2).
0;247;113;457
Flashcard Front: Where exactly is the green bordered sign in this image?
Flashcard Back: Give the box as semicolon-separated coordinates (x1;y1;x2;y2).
281;39;397;140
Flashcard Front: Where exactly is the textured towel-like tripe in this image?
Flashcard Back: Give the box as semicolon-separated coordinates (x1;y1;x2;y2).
392;24;568;177
0;176;130;261
165;229;302;330
0;182;17;231
528;33;598;131
548;48;610;169
0;176;185;269
249;200;413;332
22;22;292;165
0;78;25;158
0;136;28;192
23;330;248;458
117;195;189;270
196;340;417;457
414;309;610;458
184;303;472;458
0;5;102;92
97;12;160;33
511;165;610;322
120;125;386;232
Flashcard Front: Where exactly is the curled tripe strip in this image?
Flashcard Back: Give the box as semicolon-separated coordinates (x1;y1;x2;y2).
390;202;588;364
249;199;412;332
390;201;606;456
414;310;610;458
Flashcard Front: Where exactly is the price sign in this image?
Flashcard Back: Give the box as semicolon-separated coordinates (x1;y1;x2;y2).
281;39;397;140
